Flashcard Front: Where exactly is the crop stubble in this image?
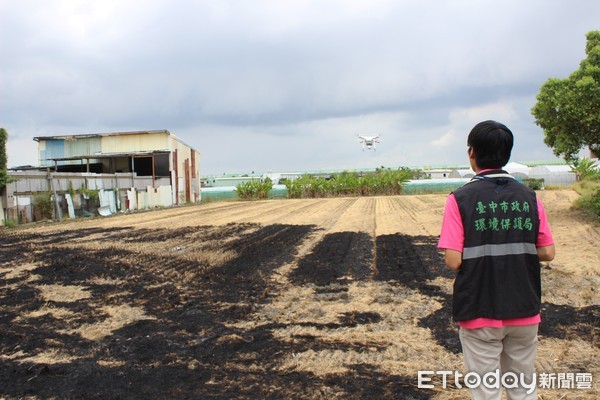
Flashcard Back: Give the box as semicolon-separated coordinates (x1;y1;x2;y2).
0;191;598;399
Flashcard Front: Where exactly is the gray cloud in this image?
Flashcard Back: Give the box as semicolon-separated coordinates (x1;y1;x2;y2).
1;0;597;173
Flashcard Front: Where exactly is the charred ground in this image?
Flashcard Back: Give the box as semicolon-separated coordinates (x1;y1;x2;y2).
0;220;597;399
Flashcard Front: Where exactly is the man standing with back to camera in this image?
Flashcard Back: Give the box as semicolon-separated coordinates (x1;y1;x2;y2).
438;120;555;399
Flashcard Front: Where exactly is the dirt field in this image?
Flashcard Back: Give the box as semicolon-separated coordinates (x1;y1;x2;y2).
0;190;598;399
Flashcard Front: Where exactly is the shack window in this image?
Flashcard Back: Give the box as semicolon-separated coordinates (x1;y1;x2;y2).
133;154;170;177
133;157;153;176
154;153;170;176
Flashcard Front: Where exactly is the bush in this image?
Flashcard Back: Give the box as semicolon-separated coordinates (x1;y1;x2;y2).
570;157;600;181
590;188;600;217
284;168;411;199
284;177;304;199
523;178;545;190
573;176;600;219
235;178;273;200
79;187;99;203
3;219;17;228
34;191;53;220
68;180;76;198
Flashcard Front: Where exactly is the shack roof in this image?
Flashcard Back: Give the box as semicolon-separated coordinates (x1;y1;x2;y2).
33;129;171;141
33;129;199;154
44;150;171;162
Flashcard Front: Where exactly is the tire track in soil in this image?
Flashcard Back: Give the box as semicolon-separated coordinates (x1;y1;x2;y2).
376;196;431;236
117;201;249;226
241;198;341;227
203;201;300;226
19;203;244;234
0;202;255;245
129;200;293;228
312;198;359;230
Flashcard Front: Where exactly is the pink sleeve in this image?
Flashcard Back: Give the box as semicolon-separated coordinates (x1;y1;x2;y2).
536;197;554;247
438;194;464;252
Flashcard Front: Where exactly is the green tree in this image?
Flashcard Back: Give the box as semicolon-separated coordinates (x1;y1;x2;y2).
0;128;8;189
531;30;600;162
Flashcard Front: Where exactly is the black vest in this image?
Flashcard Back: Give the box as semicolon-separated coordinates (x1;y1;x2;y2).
452;170;541;321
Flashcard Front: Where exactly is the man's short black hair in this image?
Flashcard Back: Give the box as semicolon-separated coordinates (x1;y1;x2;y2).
467;120;514;169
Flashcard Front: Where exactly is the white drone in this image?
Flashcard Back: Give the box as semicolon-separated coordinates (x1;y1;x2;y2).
357;135;381;151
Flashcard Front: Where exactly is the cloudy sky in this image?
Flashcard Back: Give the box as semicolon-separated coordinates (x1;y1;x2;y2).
1;0;597;175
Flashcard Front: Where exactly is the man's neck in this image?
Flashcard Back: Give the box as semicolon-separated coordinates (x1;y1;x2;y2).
476;168;504;174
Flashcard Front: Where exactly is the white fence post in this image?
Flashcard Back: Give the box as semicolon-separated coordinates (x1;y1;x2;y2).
0;196;5;225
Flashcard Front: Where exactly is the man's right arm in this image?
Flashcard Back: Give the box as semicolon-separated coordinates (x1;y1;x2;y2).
438;194;464;271
535;198;555;262
444;249;463;271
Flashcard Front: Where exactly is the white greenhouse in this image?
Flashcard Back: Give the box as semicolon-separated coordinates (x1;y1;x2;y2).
448;169;475;179
504;162;531;179
529;165;576;186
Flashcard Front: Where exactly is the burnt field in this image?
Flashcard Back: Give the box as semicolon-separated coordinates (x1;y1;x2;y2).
0;192;598;399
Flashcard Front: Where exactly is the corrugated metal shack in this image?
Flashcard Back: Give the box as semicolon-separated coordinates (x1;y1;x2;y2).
1;130;201;224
